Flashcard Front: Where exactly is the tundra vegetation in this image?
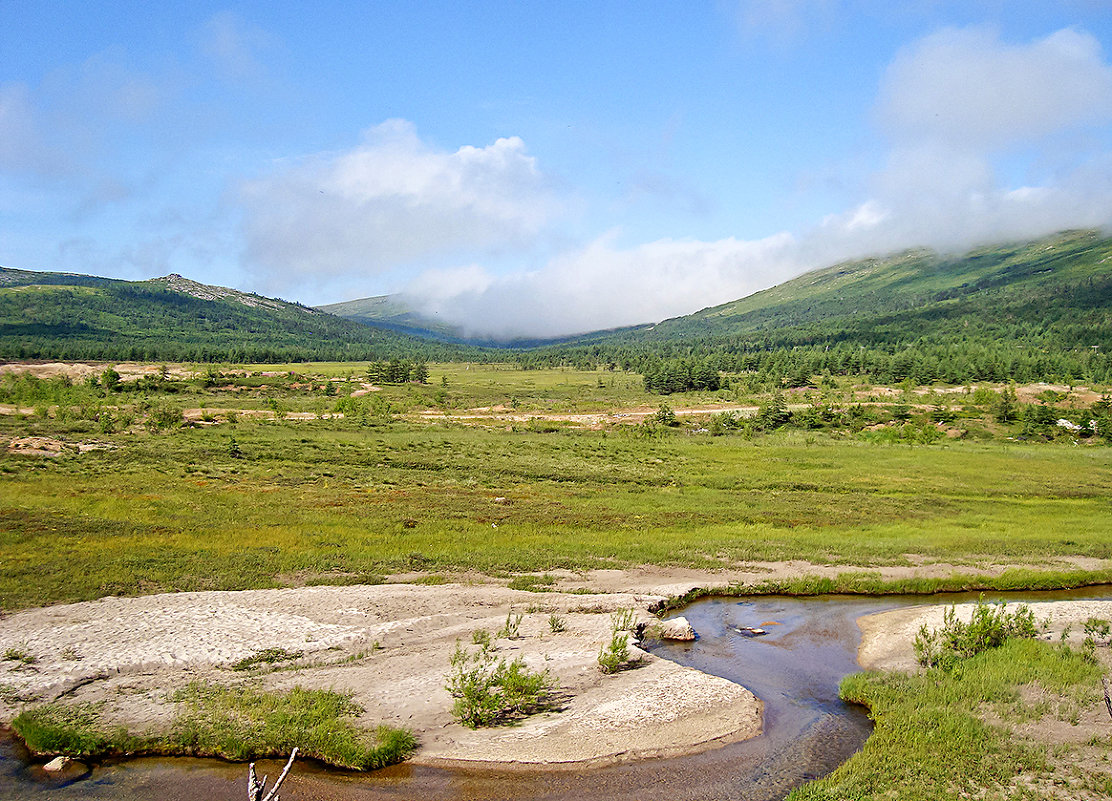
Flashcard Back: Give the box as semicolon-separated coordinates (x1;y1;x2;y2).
445;639;556;728
1;360;1111;792
0;363;1110;609
793;604;1112;801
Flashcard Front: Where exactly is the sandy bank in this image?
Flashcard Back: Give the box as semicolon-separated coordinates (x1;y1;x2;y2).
0;582;760;767
3;565;1110;769
858;598;1112;671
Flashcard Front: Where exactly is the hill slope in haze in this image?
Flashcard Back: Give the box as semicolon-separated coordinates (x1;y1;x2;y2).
316;295;467;341
528;230;1112;384
0;269;481;363
4;228;1111;383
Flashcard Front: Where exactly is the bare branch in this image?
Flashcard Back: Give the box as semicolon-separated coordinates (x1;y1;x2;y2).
261;748;298;801
247;748;297;801
247;762;262;801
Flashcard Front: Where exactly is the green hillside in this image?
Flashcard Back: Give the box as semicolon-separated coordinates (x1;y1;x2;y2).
0;269;482;363
527;230;1112;385
653;229;1110;339
317;295;466;341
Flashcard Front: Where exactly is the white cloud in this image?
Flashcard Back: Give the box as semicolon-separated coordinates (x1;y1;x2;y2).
0;82;48;173
833;27;1112;254
403;231;803;340
878;27;1112;149
734;0;839;44
238;120;561;294
0;51;165;182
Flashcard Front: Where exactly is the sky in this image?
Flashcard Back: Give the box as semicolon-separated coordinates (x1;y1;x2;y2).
3;1;1112;339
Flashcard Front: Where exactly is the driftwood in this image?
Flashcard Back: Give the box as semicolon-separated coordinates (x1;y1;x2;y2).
1103;677;1112;722
247;748;298;801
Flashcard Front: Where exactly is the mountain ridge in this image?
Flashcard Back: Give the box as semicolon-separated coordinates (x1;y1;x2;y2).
2;229;1110;382
0;267;481;363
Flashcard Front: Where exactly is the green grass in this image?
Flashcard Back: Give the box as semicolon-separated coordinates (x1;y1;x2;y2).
11;704;146;758
11;683;416;771
789;639;1103;800
0;364;1109;609
169;683;415;770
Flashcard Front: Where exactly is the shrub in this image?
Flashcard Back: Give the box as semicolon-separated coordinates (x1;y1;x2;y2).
598;609;642;674
610;607;636;632
230;647;302;672
445;643;554;728
598;631;631;674
471;629;492;649
1082;616;1110;644
145;403;184;432
914;597;1040;670
548;614;566;633
654;402;677;427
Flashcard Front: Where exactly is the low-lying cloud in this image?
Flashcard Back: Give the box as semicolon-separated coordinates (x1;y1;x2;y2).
878;27;1112;149
402;232;804;340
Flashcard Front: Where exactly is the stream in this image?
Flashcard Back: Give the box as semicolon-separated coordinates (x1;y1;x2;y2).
3;586;1110;801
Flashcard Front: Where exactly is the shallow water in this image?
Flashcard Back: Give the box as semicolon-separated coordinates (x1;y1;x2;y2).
3;586;1109;801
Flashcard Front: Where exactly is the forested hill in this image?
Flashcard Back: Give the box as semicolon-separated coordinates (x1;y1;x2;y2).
523;229;1112;385
0;269;485;363
4;229;1112;382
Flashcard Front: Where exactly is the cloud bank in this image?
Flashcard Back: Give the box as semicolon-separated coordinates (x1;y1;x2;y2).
841;26;1112;253
402;233;803;340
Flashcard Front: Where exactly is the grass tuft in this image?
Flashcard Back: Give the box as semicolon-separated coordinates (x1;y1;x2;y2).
169;682;415;770
230;647;304;672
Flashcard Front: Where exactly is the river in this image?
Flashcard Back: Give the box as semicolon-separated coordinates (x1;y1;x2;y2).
4;586;1109;801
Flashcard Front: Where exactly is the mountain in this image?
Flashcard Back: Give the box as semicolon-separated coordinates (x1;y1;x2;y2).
0;269;482;363
316;295;467;341
316;295;590;349
527;229;1112;384
639;229;1112;343
4;229;1111;383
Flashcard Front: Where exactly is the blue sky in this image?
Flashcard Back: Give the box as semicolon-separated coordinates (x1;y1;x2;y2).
3;2;1112;338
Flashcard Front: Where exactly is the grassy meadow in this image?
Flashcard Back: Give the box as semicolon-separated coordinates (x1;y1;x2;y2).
0;362;1110;610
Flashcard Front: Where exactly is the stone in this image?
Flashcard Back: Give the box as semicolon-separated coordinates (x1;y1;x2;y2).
658;616;696;641
43;756;72;772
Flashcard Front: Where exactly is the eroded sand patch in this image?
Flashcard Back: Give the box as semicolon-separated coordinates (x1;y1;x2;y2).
0;583;761;766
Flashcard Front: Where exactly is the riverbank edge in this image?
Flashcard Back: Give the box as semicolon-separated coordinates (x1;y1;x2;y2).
652;566;1112;614
3;564;1111;774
